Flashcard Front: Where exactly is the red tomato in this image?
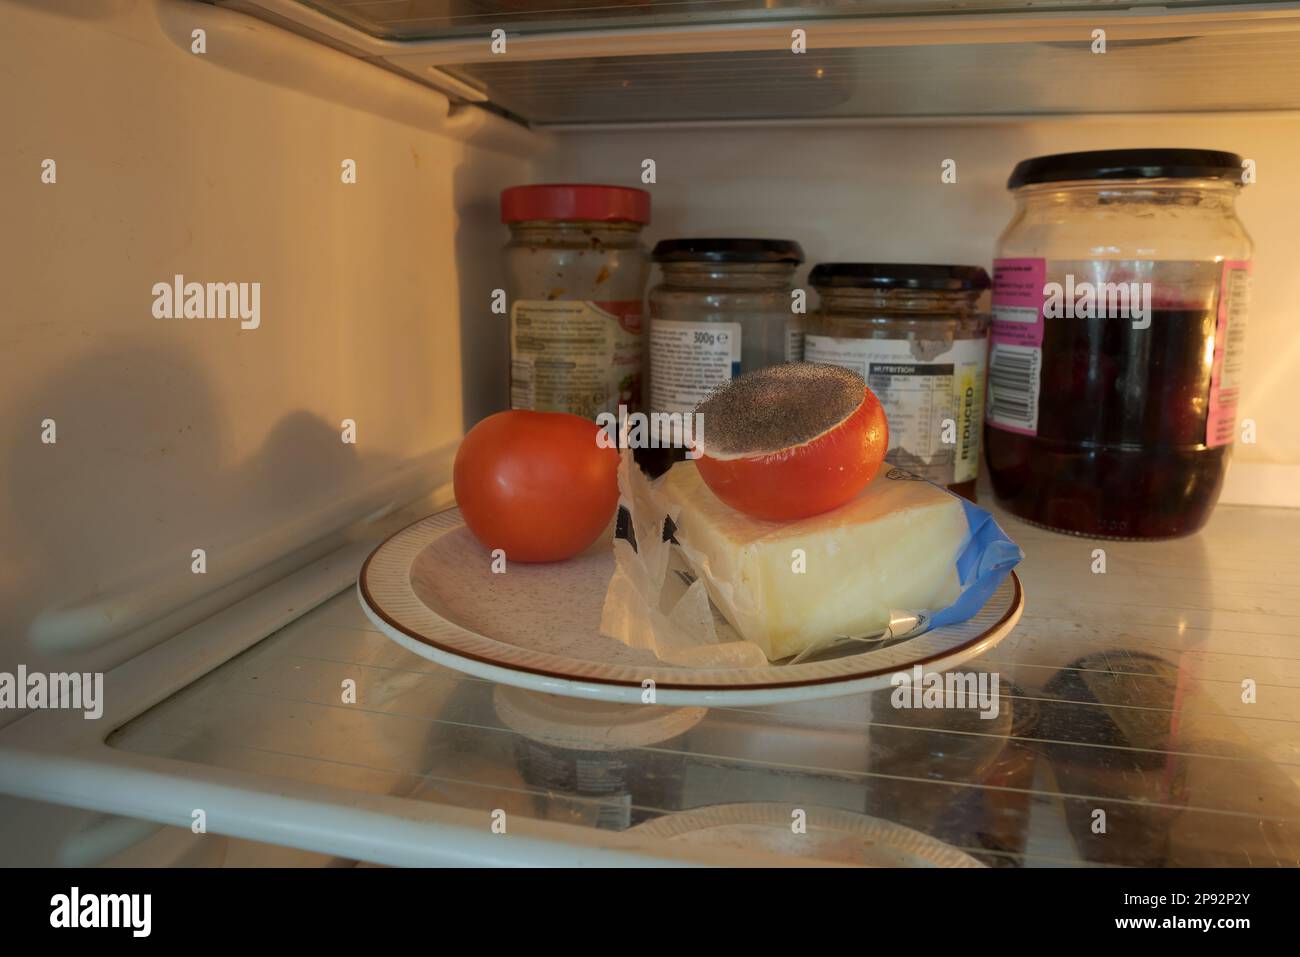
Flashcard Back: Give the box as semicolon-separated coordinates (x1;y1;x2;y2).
453;410;619;563
696;387;888;521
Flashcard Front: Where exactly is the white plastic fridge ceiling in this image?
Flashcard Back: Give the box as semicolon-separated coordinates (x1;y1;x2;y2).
222;1;1300;123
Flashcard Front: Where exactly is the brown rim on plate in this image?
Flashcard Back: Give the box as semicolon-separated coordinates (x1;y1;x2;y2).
358;506;1022;692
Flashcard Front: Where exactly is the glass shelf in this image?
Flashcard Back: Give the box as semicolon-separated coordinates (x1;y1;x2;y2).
224;1;1300;122
446;31;1300;124
299;0;1287;42
107;489;1300;866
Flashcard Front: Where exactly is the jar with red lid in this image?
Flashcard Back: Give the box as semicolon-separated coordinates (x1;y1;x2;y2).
500;183;651;419
985;149;1252;539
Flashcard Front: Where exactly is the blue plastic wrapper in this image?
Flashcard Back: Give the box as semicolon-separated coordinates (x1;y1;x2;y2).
925;487;1025;631
835;467;1023;646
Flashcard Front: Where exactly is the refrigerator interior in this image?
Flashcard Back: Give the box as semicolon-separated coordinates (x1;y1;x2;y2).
2;0;1299;866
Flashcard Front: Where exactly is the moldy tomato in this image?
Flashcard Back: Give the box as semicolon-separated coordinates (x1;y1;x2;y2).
693;364;889;521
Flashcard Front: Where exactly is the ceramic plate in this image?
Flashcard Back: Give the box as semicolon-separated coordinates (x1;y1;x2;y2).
357;508;1023;707
628;803;986;867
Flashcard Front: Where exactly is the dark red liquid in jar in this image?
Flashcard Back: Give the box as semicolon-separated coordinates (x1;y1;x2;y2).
986;306;1230;539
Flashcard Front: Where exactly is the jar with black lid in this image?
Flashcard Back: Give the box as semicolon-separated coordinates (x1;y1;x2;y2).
986;148;1252;539
806;263;991;501
648;238;805;416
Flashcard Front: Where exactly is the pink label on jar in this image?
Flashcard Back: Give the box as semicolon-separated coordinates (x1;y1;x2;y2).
990;258;1046;348
987;258;1046;436
1205;261;1251;448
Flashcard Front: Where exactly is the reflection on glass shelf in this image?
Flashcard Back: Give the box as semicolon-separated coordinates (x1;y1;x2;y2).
442;31;1300;123
299;0;1283;41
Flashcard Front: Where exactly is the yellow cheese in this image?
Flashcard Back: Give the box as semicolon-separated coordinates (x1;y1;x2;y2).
656;463;968;661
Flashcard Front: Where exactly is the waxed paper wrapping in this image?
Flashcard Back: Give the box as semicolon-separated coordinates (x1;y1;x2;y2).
599;451;1023;668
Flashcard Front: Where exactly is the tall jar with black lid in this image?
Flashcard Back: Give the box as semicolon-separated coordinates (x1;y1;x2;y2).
986;148;1252;539
806;263;991;501
647;238;805;417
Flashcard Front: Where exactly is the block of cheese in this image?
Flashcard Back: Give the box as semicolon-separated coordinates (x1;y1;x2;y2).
656;462;969;661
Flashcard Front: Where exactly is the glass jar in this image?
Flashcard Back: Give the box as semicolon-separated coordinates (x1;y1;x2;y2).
986;149;1252;539
806;263;991;501
647;238;805;415
501;184;651;419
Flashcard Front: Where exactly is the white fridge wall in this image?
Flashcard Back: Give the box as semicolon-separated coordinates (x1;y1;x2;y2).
542;119;1300;491
0;0;538;695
